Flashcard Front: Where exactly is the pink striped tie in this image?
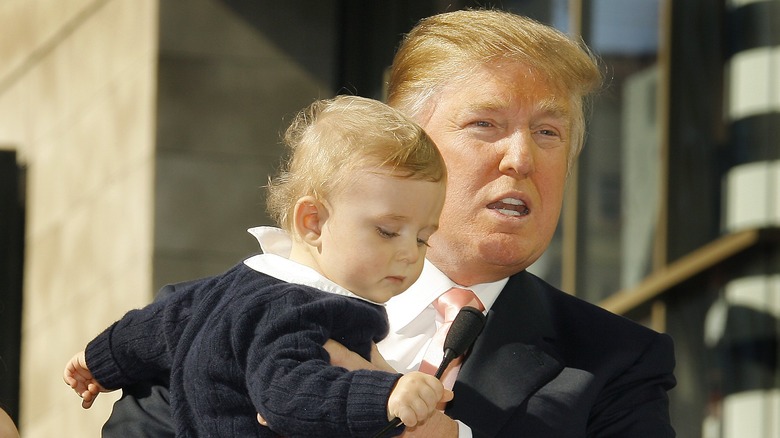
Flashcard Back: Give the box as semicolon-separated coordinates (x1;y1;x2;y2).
419;288;484;391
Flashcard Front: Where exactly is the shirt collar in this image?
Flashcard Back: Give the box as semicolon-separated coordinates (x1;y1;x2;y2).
246;226;508;322
384;261;507;330
248;226;292;257
244;226;381;305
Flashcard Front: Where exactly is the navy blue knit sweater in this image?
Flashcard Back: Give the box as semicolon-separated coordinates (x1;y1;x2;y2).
85;262;403;437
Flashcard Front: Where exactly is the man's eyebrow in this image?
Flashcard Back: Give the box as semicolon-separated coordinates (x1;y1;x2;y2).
536;96;571;119
461;98;511;114
458;95;570;119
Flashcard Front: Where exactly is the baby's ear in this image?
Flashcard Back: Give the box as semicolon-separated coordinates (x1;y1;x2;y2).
293;196;328;245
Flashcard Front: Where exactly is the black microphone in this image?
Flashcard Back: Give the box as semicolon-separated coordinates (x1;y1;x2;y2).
434;306;486;379
371;306;486;438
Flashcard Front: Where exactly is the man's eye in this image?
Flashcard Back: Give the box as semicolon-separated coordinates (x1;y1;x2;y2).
377;227;398;238
474;120;493;128
417;238;430;247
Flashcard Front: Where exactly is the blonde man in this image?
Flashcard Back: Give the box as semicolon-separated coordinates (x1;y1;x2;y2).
344;10;676;437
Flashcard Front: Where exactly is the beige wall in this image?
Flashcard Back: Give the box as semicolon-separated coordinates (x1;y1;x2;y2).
0;0;159;435
151;0;335;291
0;0;337;435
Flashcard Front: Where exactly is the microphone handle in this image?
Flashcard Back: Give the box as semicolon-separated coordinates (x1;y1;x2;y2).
434;349;457;379
371;417;402;438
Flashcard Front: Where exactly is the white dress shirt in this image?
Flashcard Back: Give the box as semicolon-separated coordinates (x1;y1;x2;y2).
378;259;505;374
246;226;508;437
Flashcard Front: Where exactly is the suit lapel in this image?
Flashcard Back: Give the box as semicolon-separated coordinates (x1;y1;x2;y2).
447;272;564;436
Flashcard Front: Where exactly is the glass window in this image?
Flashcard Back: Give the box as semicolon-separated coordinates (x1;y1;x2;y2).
575;0;664;302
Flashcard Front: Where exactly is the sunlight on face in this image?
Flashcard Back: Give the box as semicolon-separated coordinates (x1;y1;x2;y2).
419;63;572;285
315;169;446;302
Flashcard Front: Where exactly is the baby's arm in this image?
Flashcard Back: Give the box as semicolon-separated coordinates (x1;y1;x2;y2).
63;350;110;409
386;371;453;427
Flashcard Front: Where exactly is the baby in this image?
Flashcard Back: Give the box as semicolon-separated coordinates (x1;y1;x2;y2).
64;95;449;437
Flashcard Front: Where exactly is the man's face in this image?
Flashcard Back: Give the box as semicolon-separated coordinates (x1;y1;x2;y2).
418;63;572;285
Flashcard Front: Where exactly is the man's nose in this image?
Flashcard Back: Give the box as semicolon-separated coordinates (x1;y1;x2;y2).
498;131;535;177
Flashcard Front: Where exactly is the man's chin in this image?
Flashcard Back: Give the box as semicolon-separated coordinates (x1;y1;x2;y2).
477;236;538;271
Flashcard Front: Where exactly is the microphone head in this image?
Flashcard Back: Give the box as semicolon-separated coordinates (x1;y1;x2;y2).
443;306;486;357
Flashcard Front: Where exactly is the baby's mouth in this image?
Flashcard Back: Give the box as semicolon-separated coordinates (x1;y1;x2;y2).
487;198;529;216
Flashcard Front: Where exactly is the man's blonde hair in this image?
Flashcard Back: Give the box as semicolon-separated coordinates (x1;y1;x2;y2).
267;95;446;232
387;9;602;165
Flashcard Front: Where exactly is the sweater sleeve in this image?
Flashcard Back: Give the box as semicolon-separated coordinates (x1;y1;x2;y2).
85;274;218;390
239;290;403;437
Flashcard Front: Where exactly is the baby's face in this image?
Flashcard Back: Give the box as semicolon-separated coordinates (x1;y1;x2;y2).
314;169;445;303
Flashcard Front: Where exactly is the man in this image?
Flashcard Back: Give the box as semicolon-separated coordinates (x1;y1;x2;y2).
103;9;676;437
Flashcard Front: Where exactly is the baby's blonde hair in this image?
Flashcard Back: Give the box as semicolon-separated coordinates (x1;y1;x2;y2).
387;9;603;166
267;95;446;232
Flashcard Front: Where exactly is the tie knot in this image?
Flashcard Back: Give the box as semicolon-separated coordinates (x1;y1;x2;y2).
434;287;484;323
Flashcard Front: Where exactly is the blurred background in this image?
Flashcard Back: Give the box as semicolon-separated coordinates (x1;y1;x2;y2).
0;0;778;436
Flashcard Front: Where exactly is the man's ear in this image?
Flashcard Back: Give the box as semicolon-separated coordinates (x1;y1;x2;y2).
293;196;328;245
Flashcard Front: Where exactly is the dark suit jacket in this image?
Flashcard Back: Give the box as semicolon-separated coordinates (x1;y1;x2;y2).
103;271;676;437
447;271;676;437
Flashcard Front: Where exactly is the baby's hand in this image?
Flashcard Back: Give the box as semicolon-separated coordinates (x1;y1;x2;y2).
63;351;108;409
386;372;453;427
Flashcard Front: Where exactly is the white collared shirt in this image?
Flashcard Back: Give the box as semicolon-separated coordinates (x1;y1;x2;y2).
379;260;506;374
243;226;381;305
246;226;508;437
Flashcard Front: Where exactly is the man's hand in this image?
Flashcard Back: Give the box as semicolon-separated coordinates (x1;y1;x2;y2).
368;342;396;372
324;339;396;372
400;409;459;437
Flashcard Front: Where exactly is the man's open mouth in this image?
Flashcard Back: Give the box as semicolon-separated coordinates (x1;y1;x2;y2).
487;198;529;216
